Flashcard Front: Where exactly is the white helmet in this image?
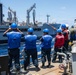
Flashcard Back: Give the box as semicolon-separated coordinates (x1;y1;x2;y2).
66;24;69;28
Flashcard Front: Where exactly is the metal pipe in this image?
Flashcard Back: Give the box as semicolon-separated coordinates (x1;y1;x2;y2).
57;52;67;60
57;52;67;74
67;52;72;73
67;52;72;57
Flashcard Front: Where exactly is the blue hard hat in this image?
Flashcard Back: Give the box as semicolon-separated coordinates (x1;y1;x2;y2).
11;23;17;29
28;28;33;32
61;24;66;29
43;28;49;33
57;29;62;33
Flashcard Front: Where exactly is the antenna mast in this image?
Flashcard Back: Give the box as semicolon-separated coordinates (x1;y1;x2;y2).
46;15;50;24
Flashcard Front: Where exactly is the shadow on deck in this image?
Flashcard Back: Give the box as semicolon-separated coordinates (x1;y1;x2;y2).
11;61;69;75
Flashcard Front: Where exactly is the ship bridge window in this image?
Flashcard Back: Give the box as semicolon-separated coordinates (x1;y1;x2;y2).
20;29;27;31
33;28;41;31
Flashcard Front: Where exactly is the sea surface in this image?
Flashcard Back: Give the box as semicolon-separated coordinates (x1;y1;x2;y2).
0;39;55;65
0;40;54;55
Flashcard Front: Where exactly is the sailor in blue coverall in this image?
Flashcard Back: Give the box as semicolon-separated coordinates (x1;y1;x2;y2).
40;28;52;68
3;23;23;71
24;28;40;71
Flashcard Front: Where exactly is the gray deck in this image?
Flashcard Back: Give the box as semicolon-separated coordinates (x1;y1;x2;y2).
11;60;72;75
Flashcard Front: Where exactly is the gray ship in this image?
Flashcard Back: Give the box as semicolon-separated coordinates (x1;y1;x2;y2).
0;3;61;44
0;23;61;44
0;2;75;75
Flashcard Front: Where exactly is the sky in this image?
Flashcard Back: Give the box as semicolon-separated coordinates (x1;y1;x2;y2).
1;0;76;26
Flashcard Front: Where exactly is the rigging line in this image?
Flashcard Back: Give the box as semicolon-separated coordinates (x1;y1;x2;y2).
3;4;8;10
16;15;25;22
3;4;24;21
0;0;1;3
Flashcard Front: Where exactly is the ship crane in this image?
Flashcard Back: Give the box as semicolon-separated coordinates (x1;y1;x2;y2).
33;9;36;25
7;10;12;23
26;3;36;25
8;7;18;24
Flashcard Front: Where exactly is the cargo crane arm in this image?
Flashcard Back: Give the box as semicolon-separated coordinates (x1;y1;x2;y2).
27;3;36;25
33;9;36;25
8;7;14;14
28;3;36;13
8;7;17;23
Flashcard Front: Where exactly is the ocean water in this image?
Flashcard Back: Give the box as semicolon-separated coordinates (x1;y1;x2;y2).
0;43;40;55
0;40;54;65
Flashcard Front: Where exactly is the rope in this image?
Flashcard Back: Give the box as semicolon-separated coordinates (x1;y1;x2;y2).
2;3;24;21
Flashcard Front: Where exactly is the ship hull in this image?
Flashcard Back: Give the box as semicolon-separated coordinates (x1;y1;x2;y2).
0;23;61;44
